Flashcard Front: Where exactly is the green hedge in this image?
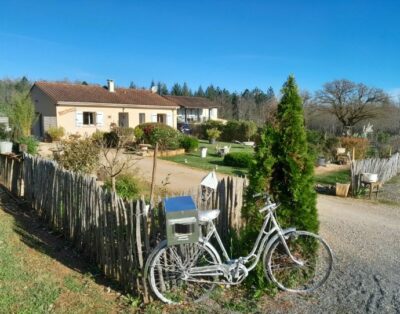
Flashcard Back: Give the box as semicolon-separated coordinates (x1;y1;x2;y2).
223;152;254;168
179;135;199;152
136;123;180;150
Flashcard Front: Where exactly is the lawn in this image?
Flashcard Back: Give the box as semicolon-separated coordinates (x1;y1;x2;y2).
315;169;351;185
163;140;254;176
0;192;136;313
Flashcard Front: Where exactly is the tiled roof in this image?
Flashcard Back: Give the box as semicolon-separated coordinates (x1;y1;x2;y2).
33;81;178;108
163;95;218;109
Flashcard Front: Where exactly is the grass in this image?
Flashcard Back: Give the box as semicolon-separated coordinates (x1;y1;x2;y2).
0;195;135;313
314;169;351;185
163;140;254;176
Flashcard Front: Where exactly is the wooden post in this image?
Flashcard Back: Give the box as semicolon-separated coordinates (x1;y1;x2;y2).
352;147;356;161
149;142;158;207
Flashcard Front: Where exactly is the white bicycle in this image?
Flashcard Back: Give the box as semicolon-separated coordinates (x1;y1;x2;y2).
145;193;333;304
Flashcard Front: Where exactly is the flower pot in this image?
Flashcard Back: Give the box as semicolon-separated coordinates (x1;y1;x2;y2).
209;138;216;144
0;141;13;154
336;183;350;197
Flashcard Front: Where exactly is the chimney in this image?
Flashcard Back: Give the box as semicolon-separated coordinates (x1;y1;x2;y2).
107;79;115;93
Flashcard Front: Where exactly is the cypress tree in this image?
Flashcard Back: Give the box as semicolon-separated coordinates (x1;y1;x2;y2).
271;75;318;232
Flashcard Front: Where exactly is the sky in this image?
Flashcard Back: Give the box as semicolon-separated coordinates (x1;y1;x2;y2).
0;0;399;95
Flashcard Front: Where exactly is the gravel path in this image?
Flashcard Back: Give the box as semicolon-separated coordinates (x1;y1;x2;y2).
276;195;400;313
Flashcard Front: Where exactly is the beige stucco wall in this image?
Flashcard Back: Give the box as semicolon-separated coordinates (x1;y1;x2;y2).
30;86;57;137
56;105;178;136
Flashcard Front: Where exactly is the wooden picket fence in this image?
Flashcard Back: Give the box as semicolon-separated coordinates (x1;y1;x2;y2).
0;153;247;301
351;152;400;194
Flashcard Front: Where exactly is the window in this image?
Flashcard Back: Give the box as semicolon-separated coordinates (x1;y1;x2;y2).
139;113;146;124
157;114;166;124
83;112;96;125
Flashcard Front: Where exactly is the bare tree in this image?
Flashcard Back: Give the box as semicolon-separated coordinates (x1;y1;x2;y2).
98;128;139;192
315;79;389;134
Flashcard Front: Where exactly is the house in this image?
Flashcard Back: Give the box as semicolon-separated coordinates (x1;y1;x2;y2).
30;80;179;138
162;95;218;123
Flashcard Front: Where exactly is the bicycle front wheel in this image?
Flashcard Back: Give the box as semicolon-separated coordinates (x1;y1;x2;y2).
148;242;220;304
264;231;333;293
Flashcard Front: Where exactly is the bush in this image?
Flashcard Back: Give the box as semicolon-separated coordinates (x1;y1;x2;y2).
179;135;199;152
134;126;144;142
103;174;140;201
137;123;180;150
91;130;105;143
103;131;119;148
222;120;258;142
339;137;369;159
47;126;65;141
223;152;254;168
197;120;224;139
206;128;221;140
16;136;39;155
55;137;100;174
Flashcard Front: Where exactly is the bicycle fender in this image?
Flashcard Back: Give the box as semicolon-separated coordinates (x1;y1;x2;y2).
264;228;296;254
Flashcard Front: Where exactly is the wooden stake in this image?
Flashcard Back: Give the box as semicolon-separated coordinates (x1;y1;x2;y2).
149;142;158;207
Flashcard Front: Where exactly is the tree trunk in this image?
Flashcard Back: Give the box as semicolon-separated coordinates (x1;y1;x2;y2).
111;176;116;193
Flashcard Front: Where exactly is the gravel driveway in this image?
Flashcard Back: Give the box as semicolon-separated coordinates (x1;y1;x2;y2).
276;195;400;313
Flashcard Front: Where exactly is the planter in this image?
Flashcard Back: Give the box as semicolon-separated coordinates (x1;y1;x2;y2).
336;183;350;197
200;147;208;158
336;147;346;155
317;157;326;167
0;141;13;154
361;173;378;183
209;138;216;144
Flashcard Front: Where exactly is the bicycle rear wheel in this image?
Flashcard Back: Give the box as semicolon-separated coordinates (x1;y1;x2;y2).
148;242;220;304
264;231;333;292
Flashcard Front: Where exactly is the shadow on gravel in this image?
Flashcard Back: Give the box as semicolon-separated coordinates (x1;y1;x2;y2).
0;188;126;297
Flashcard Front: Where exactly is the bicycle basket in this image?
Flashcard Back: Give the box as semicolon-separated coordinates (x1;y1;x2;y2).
164;196;200;246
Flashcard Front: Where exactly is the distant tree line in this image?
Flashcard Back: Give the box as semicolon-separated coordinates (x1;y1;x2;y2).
1;77;399;135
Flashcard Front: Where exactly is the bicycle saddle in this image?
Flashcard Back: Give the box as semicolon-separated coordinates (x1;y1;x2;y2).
198;209;220;223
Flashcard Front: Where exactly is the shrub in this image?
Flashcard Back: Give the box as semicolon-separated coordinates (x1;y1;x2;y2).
134;126;144;142
47;126;65;141
223;152;254;168
103;174;140;201
198;120;224;139
103;131;119;148
206;128;221;140
339;137;369;159
55;137;100;174
16;136;39;155
91;130;105;143
137;123;180;150
179;135;199;152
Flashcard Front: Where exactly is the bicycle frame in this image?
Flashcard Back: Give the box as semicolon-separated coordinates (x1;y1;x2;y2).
191;204;304;280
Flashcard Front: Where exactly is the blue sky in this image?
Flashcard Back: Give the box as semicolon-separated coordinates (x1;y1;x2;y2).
0;0;399;95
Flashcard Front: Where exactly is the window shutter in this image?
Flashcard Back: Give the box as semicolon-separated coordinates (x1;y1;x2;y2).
151;114;157;123
166;113;172;126
96;112;104;127
76;111;83;127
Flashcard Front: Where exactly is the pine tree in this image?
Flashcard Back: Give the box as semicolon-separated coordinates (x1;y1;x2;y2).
150;79;156;88
266;86;275;100
129;81;136;89
231;93;240;120
171;83;183;96
182;82;191;96
160;83;169;95
195;86;205;97
271;75;318;232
